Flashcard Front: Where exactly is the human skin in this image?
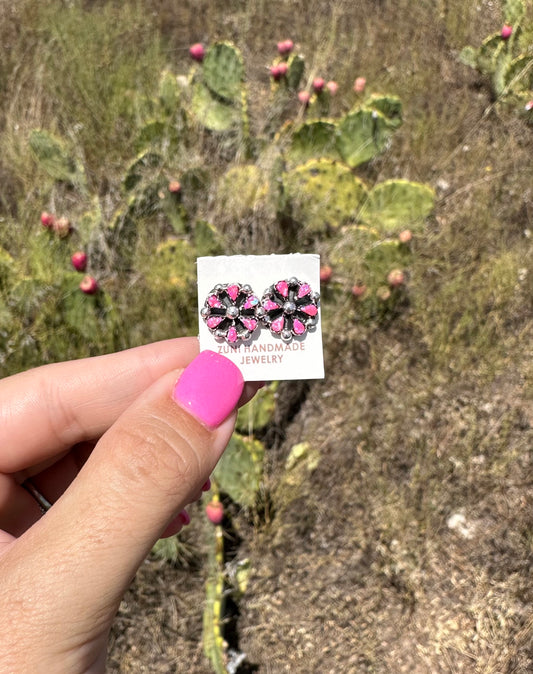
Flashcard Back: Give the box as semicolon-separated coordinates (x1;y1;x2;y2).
0;338;259;672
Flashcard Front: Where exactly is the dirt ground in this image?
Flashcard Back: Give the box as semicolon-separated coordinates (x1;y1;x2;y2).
106;1;533;672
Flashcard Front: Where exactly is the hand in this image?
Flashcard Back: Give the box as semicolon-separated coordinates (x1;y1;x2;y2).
0;339;258;672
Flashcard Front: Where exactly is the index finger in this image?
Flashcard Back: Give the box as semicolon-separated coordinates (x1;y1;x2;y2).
0;338;200;473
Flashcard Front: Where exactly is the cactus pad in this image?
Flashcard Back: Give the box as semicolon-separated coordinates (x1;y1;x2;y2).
335;108;395;168
360;179;435;234
123;151;163;192
213;433;264;508
283;158;368;233
191;81;241;131
29;129;86;190
203;42;244;103
286;53;305;91
364;94;403;128
216;164;269;221
286;120;341;165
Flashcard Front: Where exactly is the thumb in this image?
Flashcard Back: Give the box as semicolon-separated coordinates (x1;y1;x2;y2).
0;351;244;661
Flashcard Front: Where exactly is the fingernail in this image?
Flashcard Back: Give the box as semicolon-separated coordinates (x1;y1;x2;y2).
177;509;191;526
201;478;211;492
173;350;244;428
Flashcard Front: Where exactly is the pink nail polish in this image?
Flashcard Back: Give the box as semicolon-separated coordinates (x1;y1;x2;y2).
173;350;244;428
201;478;211;492
177;509;191;526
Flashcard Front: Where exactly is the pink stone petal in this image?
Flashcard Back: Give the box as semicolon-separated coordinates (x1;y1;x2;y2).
297;283;311;298
208;294;223;308
243;295;259;309
241;318;257;331
227;327;238;343
293;318;306;335
275;280;289;297
227;284;240;301
301;304;318;316
263;299;281;312
271;317;284;333
206;316;224;329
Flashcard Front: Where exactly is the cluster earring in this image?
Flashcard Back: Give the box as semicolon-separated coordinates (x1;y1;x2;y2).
201;278;320;346
258;277;320;343
200;283;260;344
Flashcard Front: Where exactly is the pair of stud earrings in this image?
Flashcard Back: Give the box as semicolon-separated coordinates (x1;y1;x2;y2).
201;277;320;345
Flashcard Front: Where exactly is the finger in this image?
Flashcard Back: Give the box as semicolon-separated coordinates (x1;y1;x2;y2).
0;337;199;473
0;351;248;662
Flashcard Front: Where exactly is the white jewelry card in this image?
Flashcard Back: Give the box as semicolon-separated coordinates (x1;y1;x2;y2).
197;254;325;381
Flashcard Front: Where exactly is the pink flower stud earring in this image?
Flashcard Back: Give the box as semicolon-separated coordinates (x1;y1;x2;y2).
201;283;261;345
258;277;319;343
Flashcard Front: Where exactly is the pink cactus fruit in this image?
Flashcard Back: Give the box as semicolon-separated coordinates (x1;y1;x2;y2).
168;180;181;194
52;216;71;238
351;283;367;298
277;39;294;56
40;211;55;227
79;275;98;295
312;77;325;93
326;80;338;95
387;269;405;288
298;90;310;106
205;500;224;525
320;265;333;283
71;251;87;272
398;229;412;244
353;76;366;93
189;43;205;62
501;24;512;40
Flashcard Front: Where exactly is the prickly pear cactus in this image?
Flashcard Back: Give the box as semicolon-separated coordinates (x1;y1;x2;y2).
459;1;533;105
335;108;396;168
203;42;245;102
213;433;264;508
359;179;435;234
285;120;341;166
286;53;305;91
216;164;269;222
191;42;247;134
29;129;87;192
364;94;403;128
283;158;368;234
236;382;277;433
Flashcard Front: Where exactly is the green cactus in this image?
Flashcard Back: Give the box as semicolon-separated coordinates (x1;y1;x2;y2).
203;42;245;103
29;129;87;192
359;179;435;234
236;382;277;433
285;120;341;166
123;150;163;192
191;81;242;132
213;433;264;508
157;69;181;114
335;108;396;168
505;0;525;25
286;53;305;91
142;237;196;296
194;220;223;257
283;158;368;234
0;246;14;293
216;164;269;222
364;239;410;279
364;94;403;128
458;1;533;105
